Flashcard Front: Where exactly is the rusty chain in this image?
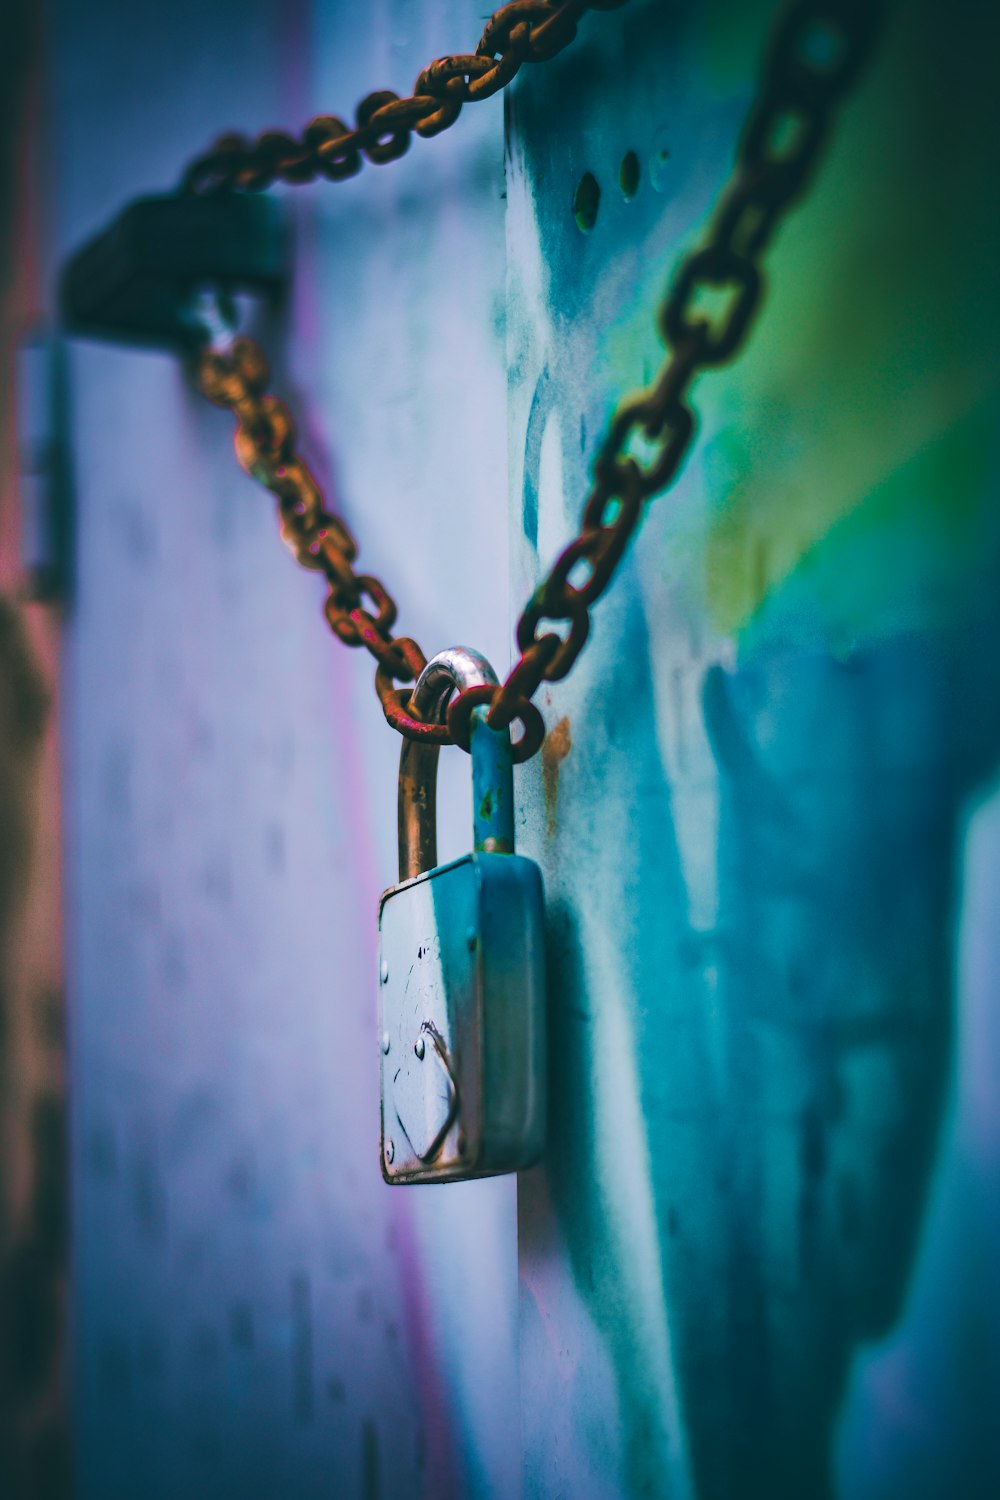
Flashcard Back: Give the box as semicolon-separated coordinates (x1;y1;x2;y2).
195;336;439;735
183;0;629;196
194;0;882;763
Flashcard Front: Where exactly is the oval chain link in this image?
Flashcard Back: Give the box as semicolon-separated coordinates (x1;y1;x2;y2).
191;0;882;762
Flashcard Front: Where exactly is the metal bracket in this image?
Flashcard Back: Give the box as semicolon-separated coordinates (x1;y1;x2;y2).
59;192;287;351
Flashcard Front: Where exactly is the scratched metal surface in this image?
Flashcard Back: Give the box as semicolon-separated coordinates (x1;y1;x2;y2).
506;2;1000;1498
53;2;517;1497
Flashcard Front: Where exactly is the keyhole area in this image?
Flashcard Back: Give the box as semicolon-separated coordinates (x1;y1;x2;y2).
573;171;600;232
619;150;640;199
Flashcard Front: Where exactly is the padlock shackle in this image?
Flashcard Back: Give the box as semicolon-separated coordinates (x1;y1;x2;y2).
398;647;513;882
470;707;515;856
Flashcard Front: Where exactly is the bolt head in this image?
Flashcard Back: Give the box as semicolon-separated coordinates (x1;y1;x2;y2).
380;958;389;985
381;1030;391;1055
414;1036;426;1060
384;1138;395;1165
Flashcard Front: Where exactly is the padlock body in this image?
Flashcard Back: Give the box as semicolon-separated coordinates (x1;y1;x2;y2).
378;852;546;1184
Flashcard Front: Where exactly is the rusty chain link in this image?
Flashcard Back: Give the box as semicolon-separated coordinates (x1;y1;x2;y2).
182;0;629;196
192;0;882;763
195;335;446;741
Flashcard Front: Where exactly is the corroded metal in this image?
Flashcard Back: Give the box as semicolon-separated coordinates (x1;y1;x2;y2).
396;647;497;883
195;335;435;729
181;0;631;196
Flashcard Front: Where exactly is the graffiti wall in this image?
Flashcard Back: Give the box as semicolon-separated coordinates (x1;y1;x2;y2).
508;2;1000;1497
35;0;1000;1496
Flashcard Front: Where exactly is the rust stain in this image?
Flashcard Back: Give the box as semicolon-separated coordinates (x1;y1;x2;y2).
541;716;572;839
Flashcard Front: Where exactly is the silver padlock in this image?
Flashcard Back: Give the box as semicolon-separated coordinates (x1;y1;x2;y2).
378;647;546;1184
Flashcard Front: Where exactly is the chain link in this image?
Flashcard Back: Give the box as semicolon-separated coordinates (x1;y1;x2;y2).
193;0;882;762
181;0;629;196
448;0;884;754
195;337;447;742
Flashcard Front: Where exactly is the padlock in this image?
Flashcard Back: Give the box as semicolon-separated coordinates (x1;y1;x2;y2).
378;647;546;1184
59;193;286;350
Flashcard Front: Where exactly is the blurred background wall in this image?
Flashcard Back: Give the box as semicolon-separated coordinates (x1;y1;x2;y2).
47;2;518;1498
1;1;69;1494
0;1;998;1498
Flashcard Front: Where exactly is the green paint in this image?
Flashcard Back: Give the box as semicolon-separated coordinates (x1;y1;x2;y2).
699;2;1000;632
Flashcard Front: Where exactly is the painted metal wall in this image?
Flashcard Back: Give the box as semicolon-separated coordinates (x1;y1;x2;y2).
52;2;517;1497
49;0;1000;1497
507;2;1000;1498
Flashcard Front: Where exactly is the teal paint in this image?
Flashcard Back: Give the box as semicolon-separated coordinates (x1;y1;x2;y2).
471;708;515;855
507;2;1000;1497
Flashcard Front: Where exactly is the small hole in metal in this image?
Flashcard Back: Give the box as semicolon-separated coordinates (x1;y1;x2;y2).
619;150;640;198
650;135;671;193
573;171;600;232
